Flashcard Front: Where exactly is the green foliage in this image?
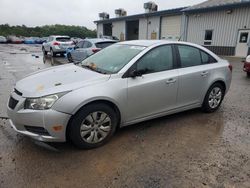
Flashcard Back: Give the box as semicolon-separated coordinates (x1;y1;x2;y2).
0;24;96;38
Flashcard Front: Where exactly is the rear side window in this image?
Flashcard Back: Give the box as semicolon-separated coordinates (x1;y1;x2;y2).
56;37;70;42
83;41;92;48
200;50;217;64
137;45;173;74
177;45;202;67
95;42;116;49
76;41;84;48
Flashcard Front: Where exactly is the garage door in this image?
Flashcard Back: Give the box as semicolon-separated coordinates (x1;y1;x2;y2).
161;15;181;41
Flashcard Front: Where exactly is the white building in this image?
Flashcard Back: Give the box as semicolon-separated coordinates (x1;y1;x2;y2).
95;0;250;57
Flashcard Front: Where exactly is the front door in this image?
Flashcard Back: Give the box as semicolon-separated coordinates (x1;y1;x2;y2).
235;30;250;57
126;45;178;122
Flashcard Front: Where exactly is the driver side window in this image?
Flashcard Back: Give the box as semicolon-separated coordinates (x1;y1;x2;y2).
136;45;173;74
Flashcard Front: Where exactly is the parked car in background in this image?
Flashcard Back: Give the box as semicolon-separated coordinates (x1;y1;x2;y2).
24;37;36;44
8;36;23;44
42;35;74;57
7;40;232;149
243;55;250;77
67;38;117;62
0;36;7;43
71;37;82;44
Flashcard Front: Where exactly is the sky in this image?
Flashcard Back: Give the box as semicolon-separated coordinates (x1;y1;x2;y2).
0;0;204;30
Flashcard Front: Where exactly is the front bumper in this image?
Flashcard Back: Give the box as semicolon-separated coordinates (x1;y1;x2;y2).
7;91;71;142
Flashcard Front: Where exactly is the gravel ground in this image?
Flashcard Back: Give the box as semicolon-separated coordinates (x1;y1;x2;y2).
0;44;249;188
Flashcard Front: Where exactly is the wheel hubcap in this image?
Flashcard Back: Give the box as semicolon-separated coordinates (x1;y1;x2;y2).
208;87;222;109
80;111;112;144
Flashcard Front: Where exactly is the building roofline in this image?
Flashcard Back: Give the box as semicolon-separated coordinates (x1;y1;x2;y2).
183;1;250;13
94;7;186;24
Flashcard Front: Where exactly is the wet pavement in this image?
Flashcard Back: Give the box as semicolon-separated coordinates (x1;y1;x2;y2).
0;44;250;188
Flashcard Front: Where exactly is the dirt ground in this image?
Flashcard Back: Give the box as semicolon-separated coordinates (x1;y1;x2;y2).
0;44;249;188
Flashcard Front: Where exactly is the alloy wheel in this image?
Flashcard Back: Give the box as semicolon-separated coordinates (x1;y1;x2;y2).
208;87;222;109
80;111;112;144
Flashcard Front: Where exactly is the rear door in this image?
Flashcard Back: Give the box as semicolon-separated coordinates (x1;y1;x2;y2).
71;41;85;61
175;44;217;107
74;41;93;61
126;45;179;121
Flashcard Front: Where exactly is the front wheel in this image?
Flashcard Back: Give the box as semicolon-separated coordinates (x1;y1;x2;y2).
68;103;118;149
42;47;47;55
202;83;225;113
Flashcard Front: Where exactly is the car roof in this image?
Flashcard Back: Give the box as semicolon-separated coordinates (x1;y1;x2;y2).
84;38;117;43
118;40;206;48
50;35;70;38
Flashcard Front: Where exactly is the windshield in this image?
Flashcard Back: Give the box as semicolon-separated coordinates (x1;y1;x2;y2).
56;37;71;42
81;44;145;74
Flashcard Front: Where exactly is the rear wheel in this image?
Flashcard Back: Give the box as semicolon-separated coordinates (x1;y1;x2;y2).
50;48;56;57
67;53;73;62
68;103;118;149
202;83;225;113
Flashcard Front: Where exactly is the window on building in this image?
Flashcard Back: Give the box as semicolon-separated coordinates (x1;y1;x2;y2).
204;30;213;45
136;45;173;74
239;32;249;43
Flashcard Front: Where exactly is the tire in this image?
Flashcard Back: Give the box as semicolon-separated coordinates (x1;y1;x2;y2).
50;48;56;57
67;53;73;62
247;72;250;77
202;83;225;113
68;103;118;149
42;47;47;55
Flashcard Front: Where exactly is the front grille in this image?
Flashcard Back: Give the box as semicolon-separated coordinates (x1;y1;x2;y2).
24;126;50;136
14;88;22;96
8;97;18;110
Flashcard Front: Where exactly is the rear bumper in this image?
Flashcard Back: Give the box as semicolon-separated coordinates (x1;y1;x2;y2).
7;92;71;142
52;45;74;53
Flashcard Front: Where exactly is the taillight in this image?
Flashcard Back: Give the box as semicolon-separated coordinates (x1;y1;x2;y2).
228;64;233;72
53;42;60;45
92;48;101;53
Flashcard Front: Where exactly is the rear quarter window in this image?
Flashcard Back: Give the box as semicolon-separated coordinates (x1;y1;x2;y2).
95;42;117;49
200;50;217;64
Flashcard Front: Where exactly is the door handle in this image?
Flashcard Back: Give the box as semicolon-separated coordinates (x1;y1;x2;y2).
201;71;209;77
165;78;176;84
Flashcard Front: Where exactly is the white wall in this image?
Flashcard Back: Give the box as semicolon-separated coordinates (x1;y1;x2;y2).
97;23;103;38
139;16;160;39
186;7;250;47
112;21;126;40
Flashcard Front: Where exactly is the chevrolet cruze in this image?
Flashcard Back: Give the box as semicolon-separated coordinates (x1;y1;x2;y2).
7;40;232;149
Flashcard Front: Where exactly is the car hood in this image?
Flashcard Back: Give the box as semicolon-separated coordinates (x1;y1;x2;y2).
15;64;110;98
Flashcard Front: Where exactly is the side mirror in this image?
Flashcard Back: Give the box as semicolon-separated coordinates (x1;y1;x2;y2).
129;69;147;78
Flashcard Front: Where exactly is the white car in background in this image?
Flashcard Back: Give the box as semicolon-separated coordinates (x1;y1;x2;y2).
42;35;74;57
0;36;7;43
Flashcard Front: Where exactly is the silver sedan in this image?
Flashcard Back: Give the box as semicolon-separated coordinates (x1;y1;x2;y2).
7;40;232;149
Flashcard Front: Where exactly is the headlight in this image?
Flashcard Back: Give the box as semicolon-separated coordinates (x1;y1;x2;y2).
24;92;67;110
